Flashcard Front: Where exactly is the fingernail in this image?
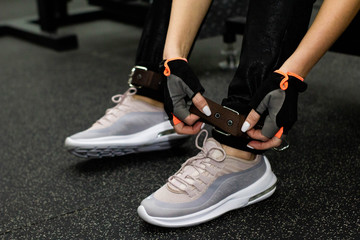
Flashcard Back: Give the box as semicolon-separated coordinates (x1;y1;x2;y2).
246;144;254;149
202;105;211;116
241;121;250;132
201;123;205;129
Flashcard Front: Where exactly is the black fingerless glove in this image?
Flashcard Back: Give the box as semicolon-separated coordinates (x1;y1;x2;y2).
161;58;205;124
250;70;307;138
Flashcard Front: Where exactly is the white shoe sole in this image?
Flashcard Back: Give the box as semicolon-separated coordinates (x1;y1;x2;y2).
65;121;188;158
137;156;277;228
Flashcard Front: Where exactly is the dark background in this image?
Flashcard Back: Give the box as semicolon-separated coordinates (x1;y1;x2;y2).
0;0;359;239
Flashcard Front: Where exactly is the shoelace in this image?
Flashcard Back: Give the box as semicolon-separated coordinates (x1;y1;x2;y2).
168;130;226;197
96;88;137;125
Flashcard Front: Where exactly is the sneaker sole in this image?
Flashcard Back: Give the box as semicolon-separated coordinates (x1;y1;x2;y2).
137;156;277;228
65;121;188;158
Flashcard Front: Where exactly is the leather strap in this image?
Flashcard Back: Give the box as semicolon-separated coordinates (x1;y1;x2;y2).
130;68;165;91
189;97;249;138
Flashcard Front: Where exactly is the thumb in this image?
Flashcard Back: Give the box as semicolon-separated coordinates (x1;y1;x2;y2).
192;92;211;117
241;109;261;132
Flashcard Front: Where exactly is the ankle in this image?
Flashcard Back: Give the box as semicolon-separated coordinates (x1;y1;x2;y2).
221;144;256;161
133;95;164;108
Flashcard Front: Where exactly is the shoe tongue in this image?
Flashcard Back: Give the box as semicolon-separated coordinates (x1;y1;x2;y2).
167;137;225;193
120;94;134;105
182;138;224;177
90;94;135;129
202;138;224;160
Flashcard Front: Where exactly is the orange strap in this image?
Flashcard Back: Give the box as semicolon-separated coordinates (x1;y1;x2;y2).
163;57;188;76
288;72;304;81
275;127;284;139
274;70;289;90
172;114;182;126
274;70;304;91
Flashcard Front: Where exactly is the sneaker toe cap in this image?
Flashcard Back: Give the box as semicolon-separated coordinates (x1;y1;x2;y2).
140;194;196;218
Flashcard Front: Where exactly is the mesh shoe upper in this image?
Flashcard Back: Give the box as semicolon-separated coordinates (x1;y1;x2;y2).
141;130;267;217
69;88;168;139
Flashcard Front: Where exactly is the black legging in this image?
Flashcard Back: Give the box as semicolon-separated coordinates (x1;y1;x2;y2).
134;0;172;72
222;0;315;115
133;0;315;151
215;0;315;152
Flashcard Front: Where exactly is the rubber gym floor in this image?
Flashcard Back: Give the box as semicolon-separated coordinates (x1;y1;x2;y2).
1;1;359;239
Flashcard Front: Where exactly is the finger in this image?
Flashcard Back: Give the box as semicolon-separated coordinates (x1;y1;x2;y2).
241;109;261;132
246;128;270;141
183;113;200;126
192;92;211;116
173;98;192;122
247;137;282;150
261;115;279;139
174;121;203;135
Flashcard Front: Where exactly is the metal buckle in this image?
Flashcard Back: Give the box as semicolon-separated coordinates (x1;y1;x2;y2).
213;128;231;136
223;106;240;115
272;136;290;152
128;66;148;88
213;104;290;151
213;105;239;136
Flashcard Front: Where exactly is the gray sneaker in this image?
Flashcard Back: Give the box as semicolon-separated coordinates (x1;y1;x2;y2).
65;88;187;158
137;129;277;227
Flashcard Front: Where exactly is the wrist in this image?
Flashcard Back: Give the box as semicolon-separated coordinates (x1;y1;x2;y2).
163;47;187;60
277;67;305;81
279;56;312;79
